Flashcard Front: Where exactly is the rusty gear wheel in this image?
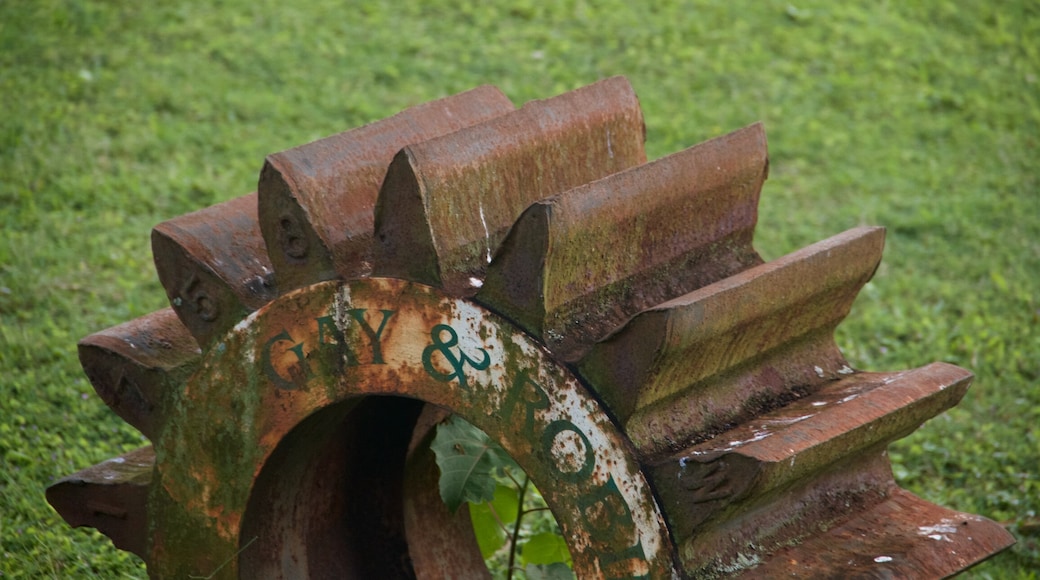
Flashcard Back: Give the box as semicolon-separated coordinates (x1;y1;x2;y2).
48;78;1013;578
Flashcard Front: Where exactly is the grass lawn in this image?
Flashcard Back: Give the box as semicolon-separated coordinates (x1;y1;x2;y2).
1;0;1037;577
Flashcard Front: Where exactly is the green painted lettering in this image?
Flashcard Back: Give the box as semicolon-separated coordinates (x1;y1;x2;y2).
577;474;635;533
421;324;490;389
262;330;310;390
347;308;394;364
577;475;647;578
502;370;550;435
600;539;650;580
316;315;356;370
542;419;595;483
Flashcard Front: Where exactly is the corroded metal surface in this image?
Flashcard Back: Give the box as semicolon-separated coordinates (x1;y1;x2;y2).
752;487;1016;578
49;78;1014;578
652;363;979;574
258;86;514;291
578;226;886;443
77;307;200;440
477;122;767;362
372;75;646;297
152;193;274;346
45;446;155;559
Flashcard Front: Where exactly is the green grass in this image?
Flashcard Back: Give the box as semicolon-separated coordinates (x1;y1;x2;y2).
1;0;1037;577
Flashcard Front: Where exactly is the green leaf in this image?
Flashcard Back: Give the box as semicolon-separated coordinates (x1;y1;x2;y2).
521;531;572;566
469;484;519;558
489;483;521;526
469;500;506;559
524;562;575;580
431;415;510;513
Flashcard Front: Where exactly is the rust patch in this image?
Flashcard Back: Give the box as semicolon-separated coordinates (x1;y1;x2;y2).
77;308;200;440
478;122;767;363
258;85;515;291
579;226;885;438
46;446;154;560
152;193;275;346
372;76;647;297
749;488;1016;578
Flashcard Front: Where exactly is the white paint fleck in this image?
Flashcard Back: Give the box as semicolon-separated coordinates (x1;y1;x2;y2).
468;277;484;289
918;520;958;542
725;430;772;449
839;393;859;403
232;303;267;334
838;365;855;375
717;552;762;574
478;204;492;264
814;365;825;378
882;371;909;384
109;457;126;464
811;400;828;407
874;556;893;563
761;414;814;427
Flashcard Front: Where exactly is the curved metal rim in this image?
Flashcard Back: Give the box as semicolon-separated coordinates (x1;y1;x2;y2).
148;278;677;578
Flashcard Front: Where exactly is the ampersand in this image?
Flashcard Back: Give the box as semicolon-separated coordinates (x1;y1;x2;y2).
421;324;491;390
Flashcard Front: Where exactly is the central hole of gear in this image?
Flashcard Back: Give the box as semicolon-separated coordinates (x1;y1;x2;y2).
238;398;572;579
239;396;424;578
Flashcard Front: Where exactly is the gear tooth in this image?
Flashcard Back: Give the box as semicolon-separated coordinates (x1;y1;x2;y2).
579;226;886;441
78;307;200;440
372;76;646;297
754;488;1016;576
653;364;1009;576
152;193;275;346
258;86;515;293
565;224;1013;574
477;123;768;362
474;202;552;338
46;446;155;562
654;364;972;519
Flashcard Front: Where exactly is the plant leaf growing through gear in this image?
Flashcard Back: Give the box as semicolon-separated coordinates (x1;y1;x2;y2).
470;484;521;558
433;416;573;578
431;415;519;513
